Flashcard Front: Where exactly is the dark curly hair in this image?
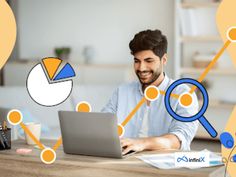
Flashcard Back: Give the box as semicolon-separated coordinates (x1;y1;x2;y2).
129;29;168;58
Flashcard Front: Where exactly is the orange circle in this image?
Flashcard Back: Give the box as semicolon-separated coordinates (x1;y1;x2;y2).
117;124;124;137
180;93;193;107
77;103;90;112
145;87;159;100
8;111;21;124
228;28;236;41
42;149;55;163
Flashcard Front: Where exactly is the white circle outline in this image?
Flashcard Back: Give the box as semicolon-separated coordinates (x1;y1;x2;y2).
178;92;194;108
7;109;23;125
118;124;125;138
144;86;160;101
40;148;56;165
227;26;236;42
76;101;92;112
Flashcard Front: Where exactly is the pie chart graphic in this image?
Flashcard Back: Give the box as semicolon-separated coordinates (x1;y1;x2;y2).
27;58;76;106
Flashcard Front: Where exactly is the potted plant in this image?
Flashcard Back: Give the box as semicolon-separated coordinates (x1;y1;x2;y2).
54;47;71;60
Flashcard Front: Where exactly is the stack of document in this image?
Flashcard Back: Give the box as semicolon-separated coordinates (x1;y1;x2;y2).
137;149;223;169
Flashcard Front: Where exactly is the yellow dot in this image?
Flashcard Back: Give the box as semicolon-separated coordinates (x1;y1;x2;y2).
7;109;22;125
145;86;159;101
228;27;236;41
222;157;227;163
180;93;193;107
117;124;124;137
76;102;91;112
41;148;56;164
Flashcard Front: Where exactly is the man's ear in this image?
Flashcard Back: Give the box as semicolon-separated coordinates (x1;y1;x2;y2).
162;53;168;65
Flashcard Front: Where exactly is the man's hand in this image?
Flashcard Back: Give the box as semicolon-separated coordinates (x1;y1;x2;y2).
120;138;146;155
120;134;181;155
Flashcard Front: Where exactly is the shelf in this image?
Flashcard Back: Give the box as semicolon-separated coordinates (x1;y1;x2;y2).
180;67;236;75
181;2;221;8
6;61;131;68
181;36;222;43
199;100;235;109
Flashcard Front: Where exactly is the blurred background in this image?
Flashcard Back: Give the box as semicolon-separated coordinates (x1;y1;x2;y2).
0;0;235;151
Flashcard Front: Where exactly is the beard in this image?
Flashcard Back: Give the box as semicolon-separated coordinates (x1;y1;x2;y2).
136;69;162;88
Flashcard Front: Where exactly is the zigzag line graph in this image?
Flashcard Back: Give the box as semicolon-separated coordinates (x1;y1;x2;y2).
7;27;236;164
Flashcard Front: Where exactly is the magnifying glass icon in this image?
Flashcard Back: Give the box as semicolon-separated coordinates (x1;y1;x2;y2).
164;78;218;138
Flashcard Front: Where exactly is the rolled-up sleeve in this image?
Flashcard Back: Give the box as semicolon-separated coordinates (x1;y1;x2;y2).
168;91;199;151
101;88;118;114
169;120;199;151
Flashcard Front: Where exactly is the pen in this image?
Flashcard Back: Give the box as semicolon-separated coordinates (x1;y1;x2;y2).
210;160;224;166
3;121;7;131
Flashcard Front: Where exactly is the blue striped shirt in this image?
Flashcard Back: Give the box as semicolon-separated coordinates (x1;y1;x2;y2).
102;75;199;150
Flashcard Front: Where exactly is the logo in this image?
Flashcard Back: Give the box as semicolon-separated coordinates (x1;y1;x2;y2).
177;155;206;163
175;152;209;168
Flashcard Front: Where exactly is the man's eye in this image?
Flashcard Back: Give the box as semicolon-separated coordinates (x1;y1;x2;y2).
134;60;139;63
146;60;153;63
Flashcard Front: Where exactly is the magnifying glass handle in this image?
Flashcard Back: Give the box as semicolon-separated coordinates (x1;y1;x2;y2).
199;116;218;138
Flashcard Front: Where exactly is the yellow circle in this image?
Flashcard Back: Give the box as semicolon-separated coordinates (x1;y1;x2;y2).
117;124;124;137
41;149;55;164
8;110;22;124
145;86;159;100
180;93;193;107
228;28;236;41
222;157;227;163
76;102;91;112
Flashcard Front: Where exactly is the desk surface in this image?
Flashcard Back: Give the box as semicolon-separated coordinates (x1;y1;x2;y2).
0;140;225;177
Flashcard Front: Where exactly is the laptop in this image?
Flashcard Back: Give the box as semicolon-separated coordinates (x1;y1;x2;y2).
59;111;135;158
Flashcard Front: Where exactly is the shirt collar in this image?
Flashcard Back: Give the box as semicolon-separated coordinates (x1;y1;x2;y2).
138;73;169;96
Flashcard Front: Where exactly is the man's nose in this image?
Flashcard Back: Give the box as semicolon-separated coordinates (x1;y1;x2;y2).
138;62;147;72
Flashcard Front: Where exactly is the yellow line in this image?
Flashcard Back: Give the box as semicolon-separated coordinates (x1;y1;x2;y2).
160;90;180;99
53;137;62;151
121;90;180;127
121;97;146;126
189;40;231;94
20;122;45;150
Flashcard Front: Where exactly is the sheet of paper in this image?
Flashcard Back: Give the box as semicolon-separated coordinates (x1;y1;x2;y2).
137;149;224;169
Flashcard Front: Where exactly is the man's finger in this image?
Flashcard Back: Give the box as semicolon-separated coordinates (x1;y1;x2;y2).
122;145;134;155
120;139;131;148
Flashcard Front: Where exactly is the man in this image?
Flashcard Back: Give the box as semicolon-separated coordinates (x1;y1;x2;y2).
102;29;199;155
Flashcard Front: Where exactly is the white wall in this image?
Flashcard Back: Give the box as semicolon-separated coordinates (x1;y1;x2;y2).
15;0;175;77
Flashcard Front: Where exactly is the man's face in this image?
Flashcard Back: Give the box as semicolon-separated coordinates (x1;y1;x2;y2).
133;50;167;86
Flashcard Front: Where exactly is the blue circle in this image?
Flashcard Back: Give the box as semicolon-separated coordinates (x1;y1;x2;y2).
233;154;236;163
227;140;234;149
164;78;209;122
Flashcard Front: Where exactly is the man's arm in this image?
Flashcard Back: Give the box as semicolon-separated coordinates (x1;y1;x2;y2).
101;88;118;113
121;85;199;154
121;134;181;155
